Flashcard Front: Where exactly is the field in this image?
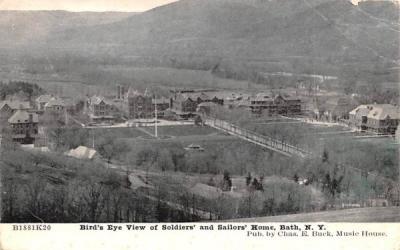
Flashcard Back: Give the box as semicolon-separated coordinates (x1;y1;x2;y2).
0;65;271;99
142;125;218;137
243;117;356;150
91;127;152;139
230;114;399;178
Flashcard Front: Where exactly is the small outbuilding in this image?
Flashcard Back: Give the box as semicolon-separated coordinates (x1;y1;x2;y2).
65;146;98;160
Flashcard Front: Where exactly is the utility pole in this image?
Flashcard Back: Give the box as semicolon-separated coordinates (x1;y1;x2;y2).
92;129;95;148
154;95;158;138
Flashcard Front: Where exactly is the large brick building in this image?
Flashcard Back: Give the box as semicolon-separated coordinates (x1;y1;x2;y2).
349;104;399;134
0;100;31;128
87;96;118;123
170;90;224;118
248;93;301;115
125;88;153;119
8;110;39;144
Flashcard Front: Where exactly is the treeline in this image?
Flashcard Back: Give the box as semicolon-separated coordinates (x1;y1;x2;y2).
0;81;44;101
20;52;398;96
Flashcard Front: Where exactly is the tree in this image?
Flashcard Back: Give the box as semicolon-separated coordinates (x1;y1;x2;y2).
293;173;299;183
222;170;232;191
262;198;276;216
157;149;174;171
0;81;44;101
96;136;129;163
322;148;329;163
194;115;203;126
251;178;264;191
246;172;252;186
82;181;105;222
322;172;344;199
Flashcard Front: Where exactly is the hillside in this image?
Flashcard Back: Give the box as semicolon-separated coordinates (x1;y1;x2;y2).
46;0;399;65
0;11;135;47
0;0;398;87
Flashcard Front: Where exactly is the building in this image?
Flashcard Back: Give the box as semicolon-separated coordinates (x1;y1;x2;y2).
65;146;98;161
0;100;31;127
248;93;301;115
153;97;170;118
224;93;251;109
170;94;199;119
349;104;400;134
196;102;218;116
8;110;39;144
116;85;125;100
170;91;224;119
170;93;198;118
44;97;66;113
126;88;153;119
311;96;358;122
87;96;118;123
35;94;53;111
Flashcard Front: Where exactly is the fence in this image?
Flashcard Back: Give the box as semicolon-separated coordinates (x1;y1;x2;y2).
203;116;311;158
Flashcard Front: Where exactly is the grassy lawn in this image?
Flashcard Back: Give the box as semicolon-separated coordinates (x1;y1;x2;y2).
122;134;240;157
142;125;218;137
91;127;152;139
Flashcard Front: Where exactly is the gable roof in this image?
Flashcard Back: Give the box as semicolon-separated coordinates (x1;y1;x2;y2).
181;92;212;101
8;110;38;124
350;104;400;120
36;94;53;103
175;93;196;102
90;96;112;105
44;97;65;108
252;93;274;102
367;104;400;120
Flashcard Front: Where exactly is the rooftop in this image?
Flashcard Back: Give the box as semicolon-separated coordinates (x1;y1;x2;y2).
8;110;39;124
44;97;65;108
350;104;400;120
36;94;53;103
90;95;112;106
65;146;97;160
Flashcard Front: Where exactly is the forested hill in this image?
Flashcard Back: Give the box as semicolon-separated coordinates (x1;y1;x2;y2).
1;0;399;86
47;0;399;65
0;11;134;48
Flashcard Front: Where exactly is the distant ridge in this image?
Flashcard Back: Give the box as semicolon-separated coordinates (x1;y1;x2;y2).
0;0;398;81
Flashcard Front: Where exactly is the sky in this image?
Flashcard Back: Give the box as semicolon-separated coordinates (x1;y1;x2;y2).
0;0;178;12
